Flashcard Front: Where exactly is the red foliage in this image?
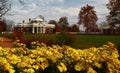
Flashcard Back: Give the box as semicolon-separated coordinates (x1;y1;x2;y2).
55;24;61;32
13;28;25;42
23;36;57;49
0;21;7;33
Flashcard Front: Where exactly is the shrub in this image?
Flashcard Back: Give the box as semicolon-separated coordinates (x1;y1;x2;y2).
56;32;76;46
13;29;25;42
22;36;57;49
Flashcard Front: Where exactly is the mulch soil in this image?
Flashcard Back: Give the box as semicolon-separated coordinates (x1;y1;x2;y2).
0;37;13;48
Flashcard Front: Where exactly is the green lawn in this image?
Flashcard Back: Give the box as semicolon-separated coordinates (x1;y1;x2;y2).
26;34;120;49
74;35;120;49
1;33;120;49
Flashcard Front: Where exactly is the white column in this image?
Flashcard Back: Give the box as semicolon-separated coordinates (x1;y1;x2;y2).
41;27;43;33
40;27;43;33
43;27;45;33
32;27;34;33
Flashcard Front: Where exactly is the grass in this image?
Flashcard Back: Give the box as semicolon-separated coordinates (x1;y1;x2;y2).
75;35;120;49
24;34;120;49
1;33;120;49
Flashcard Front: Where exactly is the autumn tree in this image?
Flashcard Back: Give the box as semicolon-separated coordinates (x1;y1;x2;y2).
58;16;69;31
0;20;7;33
78;4;98;33
48;20;61;32
71;24;79;32
106;0;120;33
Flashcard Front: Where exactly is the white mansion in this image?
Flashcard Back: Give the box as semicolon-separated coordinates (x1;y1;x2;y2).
15;18;55;34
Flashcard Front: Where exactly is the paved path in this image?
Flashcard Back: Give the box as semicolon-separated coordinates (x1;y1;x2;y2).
0;37;13;48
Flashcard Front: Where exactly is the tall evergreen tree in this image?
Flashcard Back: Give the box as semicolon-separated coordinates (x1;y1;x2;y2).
78;4;98;32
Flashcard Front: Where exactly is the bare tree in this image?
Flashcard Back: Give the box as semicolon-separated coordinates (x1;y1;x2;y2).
0;0;25;18
19;0;25;4
38;15;45;21
0;0;11;18
58;16;69;31
2;18;15;31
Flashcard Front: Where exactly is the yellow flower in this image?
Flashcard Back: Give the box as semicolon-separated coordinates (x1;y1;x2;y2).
9;69;15;73
60;62;67;71
108;42;115;48
31;41;36;45
0;47;3;50
57;65;63;72
87;67;97;73
74;64;82;71
33;65;39;70
94;63;102;68
57;62;67;72
24;68;35;73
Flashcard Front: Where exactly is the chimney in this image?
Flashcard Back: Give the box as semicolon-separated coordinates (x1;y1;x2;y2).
23;20;25;23
29;18;31;22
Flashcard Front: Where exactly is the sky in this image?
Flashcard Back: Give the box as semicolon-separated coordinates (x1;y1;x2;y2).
5;0;109;25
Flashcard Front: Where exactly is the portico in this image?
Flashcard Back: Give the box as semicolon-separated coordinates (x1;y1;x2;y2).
15;18;55;34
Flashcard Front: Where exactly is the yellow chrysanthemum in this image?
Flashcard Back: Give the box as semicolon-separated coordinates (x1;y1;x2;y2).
24;68;35;73
74;64;83;71
57;62;67;72
9;69;15;73
33;65;39;70
87;67;97;73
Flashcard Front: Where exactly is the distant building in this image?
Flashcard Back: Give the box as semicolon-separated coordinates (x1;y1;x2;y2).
14;18;55;34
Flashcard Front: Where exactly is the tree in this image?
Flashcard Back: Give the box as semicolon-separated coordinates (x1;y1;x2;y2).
0;20;7;33
48;20;58;25
2;18;15;31
58;16;69;31
71;24;79;32
0;0;24;18
78;4;98;33
106;0;120;33
48;20;61;32
0;0;11;18
38;15;45;21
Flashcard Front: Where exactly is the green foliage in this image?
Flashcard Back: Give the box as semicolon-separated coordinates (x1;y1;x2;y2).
56;32;75;46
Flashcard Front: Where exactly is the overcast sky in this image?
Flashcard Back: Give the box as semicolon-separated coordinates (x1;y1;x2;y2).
5;0;109;24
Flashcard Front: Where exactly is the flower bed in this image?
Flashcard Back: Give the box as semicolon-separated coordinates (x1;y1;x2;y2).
0;42;120;73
